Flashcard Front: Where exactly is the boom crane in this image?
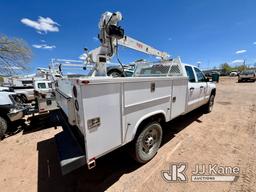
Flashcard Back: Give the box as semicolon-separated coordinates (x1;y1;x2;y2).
85;11;170;76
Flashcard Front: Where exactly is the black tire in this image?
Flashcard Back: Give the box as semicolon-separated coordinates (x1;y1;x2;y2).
204;94;215;113
0;116;8;139
107;70;123;77
131;122;162;163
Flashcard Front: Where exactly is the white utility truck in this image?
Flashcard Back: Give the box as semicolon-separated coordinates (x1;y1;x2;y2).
33;80;58;113
54;11;216;175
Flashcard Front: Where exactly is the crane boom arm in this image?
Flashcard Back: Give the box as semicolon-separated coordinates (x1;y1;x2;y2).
118;35;169;59
85;11;170;76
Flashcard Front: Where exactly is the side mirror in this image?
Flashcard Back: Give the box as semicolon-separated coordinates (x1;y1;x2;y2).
205;77;209;82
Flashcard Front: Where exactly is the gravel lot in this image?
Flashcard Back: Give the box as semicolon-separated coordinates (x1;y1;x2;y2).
0;77;256;192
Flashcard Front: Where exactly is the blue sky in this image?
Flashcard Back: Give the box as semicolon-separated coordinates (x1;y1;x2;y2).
1;0;256;74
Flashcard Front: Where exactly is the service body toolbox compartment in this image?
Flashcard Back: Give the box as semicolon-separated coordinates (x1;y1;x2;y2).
55;76;188;174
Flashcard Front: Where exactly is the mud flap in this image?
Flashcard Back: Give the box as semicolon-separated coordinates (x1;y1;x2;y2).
55;131;86;175
55;128;85;175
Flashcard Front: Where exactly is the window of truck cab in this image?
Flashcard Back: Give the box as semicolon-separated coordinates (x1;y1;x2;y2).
194;67;206;82
37;83;47;89
185;66;196;82
48;83;52;88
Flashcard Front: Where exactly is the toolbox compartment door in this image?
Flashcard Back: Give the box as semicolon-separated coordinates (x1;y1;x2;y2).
83;83;122;161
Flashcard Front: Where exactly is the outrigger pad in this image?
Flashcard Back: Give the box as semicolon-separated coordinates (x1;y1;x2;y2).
55;130;85;175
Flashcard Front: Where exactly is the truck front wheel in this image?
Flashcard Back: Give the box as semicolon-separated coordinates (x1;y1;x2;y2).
131;122;162;163
205;94;215;113
0;116;8;139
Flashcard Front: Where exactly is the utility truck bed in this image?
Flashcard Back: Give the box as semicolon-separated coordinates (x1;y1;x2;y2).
55;73;188;174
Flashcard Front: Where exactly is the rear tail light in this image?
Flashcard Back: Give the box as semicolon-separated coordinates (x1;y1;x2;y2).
81;80;90;85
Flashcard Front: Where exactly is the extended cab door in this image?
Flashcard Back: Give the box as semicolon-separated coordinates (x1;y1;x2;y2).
193;67;208;106
185;65;200;112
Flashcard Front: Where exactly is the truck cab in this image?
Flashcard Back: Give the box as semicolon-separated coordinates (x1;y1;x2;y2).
182;64;216;113
34;80;53;92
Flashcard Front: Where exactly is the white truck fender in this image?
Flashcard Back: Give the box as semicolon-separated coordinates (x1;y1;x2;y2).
130;110;167;141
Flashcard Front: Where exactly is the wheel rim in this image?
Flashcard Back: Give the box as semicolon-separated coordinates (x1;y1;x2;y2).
142;125;161;155
110;72;121;77
209;96;214;111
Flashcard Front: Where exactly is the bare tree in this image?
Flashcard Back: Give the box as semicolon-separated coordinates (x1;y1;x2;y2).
0;34;32;76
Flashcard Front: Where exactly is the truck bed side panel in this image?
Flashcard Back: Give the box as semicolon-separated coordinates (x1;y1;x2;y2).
123;79;172;143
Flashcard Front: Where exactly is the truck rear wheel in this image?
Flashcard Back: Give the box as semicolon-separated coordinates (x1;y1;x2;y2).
131;122;162;163
0;116;7;139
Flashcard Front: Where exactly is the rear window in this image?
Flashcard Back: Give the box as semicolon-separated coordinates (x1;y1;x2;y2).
241;70;254;75
37;83;47;89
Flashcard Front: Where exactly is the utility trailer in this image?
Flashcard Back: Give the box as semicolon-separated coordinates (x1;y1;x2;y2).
55;59;201;174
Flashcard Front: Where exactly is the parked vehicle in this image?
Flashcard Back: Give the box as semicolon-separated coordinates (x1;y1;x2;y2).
230;71;238;76
238;70;256;82
0;92;28;139
52;11;216;175
55;59;216;174
107;64;134;77
33;80;58;113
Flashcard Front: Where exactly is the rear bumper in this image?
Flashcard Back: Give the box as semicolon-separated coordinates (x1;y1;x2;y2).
239;76;256;80
54;112;86;175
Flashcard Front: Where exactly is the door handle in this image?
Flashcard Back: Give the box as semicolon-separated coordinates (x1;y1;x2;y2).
190;87;195;91
200;86;204;89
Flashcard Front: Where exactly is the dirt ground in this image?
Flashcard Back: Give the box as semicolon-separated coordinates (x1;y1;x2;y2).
0;77;256;192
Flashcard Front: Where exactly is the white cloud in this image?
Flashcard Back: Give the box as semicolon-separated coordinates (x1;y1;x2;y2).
79;53;87;60
1;66;23;70
21;16;60;34
232;59;244;64
235;49;247;54
32;44;56;50
253;42;256;45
